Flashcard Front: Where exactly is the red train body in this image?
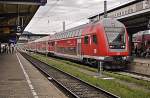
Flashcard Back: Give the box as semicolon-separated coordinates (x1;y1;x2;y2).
133;31;150;57
26;18;130;69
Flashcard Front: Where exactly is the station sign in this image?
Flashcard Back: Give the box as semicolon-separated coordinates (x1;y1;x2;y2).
15;25;22;33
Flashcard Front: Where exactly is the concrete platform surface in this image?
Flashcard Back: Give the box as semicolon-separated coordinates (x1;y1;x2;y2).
0;53;68;98
129;58;150;76
134;58;150;64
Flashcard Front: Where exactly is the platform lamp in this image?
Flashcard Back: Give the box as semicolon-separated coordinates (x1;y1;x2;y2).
16;4;22;34
104;0;107;18
97;0;108;77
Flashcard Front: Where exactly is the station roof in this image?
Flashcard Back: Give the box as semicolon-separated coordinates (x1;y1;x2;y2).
0;0;47;43
88;0;142;20
21;31;48;37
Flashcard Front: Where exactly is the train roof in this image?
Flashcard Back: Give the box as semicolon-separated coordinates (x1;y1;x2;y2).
50;23;87;40
133;30;150;37
27;35;50;44
101;18;124;27
88;0;140;20
34;36;50;42
50;18;124;40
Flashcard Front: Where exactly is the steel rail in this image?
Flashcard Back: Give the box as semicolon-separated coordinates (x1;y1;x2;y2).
20;52;120;98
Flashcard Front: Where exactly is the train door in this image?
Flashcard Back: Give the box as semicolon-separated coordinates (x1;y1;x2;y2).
77;38;81;56
91;34;98;56
86;34;97;56
82;35;89;55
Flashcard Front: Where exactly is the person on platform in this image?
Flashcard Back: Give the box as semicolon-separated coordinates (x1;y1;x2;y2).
11;43;15;54
134;45;138;56
6;44;9;54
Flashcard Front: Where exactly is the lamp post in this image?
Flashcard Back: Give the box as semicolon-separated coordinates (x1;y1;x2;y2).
104;0;107;18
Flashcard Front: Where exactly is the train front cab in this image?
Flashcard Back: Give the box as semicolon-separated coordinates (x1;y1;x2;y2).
101;18;129;69
82;18;129;70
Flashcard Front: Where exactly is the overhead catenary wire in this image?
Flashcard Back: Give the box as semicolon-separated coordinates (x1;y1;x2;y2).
27;0;125;34
27;0;60;30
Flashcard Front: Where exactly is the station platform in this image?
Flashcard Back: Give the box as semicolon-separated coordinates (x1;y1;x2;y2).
0;52;68;98
128;57;150;76
134;58;150;64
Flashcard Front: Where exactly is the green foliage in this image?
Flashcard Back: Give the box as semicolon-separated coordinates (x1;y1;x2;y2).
31;54;150;98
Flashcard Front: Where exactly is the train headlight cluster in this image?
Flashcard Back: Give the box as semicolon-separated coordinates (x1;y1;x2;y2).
109;45;114;48
121;46;125;49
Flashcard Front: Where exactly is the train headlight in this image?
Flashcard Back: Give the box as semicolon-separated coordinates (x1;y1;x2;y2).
122;57;127;60
121;46;125;48
109;45;114;48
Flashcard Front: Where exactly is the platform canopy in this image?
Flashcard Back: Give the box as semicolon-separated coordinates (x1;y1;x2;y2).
0;0;47;43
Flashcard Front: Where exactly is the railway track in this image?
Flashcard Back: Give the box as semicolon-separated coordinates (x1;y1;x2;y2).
116;71;150;82
21;52;119;98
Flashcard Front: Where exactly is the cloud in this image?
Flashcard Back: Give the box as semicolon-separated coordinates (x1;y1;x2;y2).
25;0;130;34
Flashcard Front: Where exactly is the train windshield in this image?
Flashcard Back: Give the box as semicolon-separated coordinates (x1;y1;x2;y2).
105;27;126;49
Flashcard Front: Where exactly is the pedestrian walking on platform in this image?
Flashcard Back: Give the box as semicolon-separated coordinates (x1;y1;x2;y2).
10;43;15;54
8;43;11;54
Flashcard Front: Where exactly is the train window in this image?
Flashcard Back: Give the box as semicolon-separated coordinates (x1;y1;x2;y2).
64;33;66;38
63;33;65;38
128;9;130;13
59;34;61;39
57;34;59;39
66;33;68;38
61;33;63;38
84;36;89;44
125;11;127;15
78;29;82;36
76;30;78;36
69;32;72;37
61;34;63;39
131;9;133;13
67;32;69;37
148;41;150;45
92;35;97;44
62;33;64;38
74;31;76;37
105;27;126;48
54;35;56;39
117;13;119;16
56;34;58;39
55;34;57;39
70;32;72;37
51;42;55;46
76;30;79;36
48;42;50;45
72;31;75;37
58;34;60;39
75;30;78;36
66;32;68;38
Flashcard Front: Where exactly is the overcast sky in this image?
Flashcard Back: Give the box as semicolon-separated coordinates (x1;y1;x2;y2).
25;0;131;34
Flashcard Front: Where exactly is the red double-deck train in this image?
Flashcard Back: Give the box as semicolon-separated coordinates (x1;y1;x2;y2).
25;18;130;69
133;31;150;57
